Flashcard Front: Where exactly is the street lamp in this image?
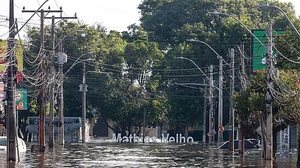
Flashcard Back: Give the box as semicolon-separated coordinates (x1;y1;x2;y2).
208;12;265;47
254;4;300;37
209;10;296;65
209;11;276;155
176;56;215;144
177;57;208;79
185;39;228;144
186;39;227;62
80;69;109;143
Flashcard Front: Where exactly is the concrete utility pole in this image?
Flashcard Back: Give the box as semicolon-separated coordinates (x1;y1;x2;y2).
82;62;87;143
208;65;214;144
22;7;63;153
57;43;66;145
238;43;246;155
7;0;17;161
264;21;273;160
142;107;146;143
203;79;207;144
229;48;235;151
44;12;77;148
218;57;223;143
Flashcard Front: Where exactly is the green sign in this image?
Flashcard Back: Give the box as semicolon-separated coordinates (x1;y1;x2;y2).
252;30;284;71
16;88;27;110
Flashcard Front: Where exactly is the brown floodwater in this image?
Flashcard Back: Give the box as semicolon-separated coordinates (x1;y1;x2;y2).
0;139;297;168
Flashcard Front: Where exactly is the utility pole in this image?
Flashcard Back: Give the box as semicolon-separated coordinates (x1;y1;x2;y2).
264;21;273;160
203;78;207;144
142;108;146;143
208;65;214;144
48;16;55;148
44;12;77;147
229;48;235;151
57;43;66;145
7;0;17;161
22;8;64;152
38;9;46;153
82;62;87;143
58;45;64;145
238;43;246;155
240;43;246;89
217;57;223;143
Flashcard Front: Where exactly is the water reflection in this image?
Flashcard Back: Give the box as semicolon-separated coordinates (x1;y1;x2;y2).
1;140;297;167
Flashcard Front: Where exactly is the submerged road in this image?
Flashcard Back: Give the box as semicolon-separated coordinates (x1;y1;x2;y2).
0;139;297;167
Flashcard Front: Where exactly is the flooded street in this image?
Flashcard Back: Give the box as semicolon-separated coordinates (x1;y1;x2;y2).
0;139;297;167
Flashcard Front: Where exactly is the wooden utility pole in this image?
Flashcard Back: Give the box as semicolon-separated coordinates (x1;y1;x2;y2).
229;48;235;151
38;9;46;153
22;8;63;152
48;16;55;148
44;13;77;148
7;0;17;161
264;21;273;160
217;57;223;143
208;65;214;144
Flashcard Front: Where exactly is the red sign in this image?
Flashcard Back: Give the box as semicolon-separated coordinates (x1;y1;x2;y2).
218;126;225;133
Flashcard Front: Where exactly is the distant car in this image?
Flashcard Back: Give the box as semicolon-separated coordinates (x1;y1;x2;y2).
247;138;261;148
218;139;260;149
0;136;27;152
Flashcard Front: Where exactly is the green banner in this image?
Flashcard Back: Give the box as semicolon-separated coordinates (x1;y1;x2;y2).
252;30;283;71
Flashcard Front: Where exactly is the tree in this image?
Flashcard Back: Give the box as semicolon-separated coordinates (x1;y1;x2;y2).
235;70;300;156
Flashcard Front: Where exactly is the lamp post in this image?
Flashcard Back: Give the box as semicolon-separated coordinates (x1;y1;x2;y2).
255;4;300;165
209;11;276;157
208;12;266;47
176;57;214;144
255;4;300;37
79;31;87;143
186;39;228;143
81;61;87;143
80;69;109;143
174;82;208;143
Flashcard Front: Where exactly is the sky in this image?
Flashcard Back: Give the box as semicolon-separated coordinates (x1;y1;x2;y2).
0;0;142;38
0;0;300;38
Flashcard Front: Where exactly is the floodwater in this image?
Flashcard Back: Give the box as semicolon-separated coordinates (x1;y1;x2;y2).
0;139;297;168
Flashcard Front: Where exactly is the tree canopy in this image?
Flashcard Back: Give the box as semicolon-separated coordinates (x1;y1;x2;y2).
21;0;300;138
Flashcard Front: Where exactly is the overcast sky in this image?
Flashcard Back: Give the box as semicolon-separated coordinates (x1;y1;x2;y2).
0;0;300;38
0;0;142;37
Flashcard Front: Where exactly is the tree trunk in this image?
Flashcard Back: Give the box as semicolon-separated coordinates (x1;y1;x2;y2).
238;123;244;156
184;127;188;138
273;127;278;158
260;114;267;159
297;136;300;167
102;117;117;134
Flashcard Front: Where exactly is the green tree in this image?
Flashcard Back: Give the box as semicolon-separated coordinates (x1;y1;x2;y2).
235;70;300;155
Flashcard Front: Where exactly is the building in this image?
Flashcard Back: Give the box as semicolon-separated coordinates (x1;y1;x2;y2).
26;117;84;143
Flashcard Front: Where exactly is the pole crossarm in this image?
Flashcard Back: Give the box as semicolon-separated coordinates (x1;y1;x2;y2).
22;9;62;13
44;16;77;19
16;0;50;34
